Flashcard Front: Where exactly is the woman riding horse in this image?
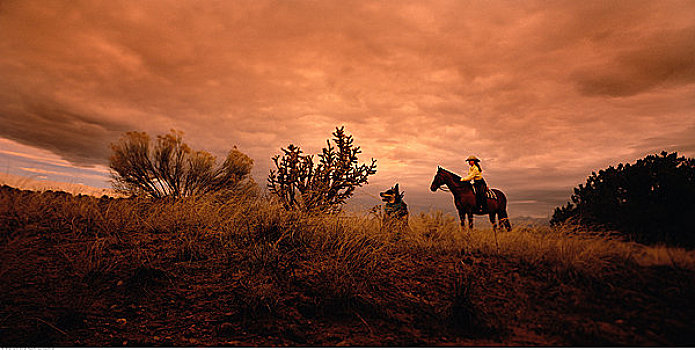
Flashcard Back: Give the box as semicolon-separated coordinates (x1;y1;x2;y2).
430;166;511;231
461;155;487;213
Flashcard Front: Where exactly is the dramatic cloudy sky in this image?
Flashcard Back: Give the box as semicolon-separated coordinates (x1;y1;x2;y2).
1;0;694;217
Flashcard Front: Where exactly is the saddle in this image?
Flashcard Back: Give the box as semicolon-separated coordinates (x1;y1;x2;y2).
473;187;496;214
472;186;497;200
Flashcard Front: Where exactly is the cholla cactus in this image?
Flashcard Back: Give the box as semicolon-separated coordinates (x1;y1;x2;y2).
268;127;377;212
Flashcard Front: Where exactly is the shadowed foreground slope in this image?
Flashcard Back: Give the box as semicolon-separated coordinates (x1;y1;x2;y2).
1;186;693;346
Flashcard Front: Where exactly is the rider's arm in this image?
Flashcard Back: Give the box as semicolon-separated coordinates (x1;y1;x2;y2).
461;166;480;181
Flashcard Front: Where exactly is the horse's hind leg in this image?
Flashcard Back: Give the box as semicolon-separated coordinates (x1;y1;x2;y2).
499;209;512;231
489;212;497;231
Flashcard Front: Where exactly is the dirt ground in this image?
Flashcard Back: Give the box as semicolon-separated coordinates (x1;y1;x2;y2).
1;227;693;346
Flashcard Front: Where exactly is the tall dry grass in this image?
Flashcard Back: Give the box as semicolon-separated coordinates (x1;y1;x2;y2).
406;210;695;275
3;185;693;280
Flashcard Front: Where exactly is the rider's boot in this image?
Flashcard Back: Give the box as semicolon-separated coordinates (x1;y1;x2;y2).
476;194;484;213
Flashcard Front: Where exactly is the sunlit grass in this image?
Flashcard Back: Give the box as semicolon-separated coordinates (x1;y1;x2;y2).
403;210;694;276
3;184;692;280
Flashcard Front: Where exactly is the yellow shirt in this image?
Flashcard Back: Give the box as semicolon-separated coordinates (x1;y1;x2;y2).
461;165;483;181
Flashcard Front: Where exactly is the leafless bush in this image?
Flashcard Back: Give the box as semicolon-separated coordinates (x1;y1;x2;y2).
109;130;255;198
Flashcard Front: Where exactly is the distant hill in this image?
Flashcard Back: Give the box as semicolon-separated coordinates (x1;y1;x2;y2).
512;216;550;226
0;172;120;197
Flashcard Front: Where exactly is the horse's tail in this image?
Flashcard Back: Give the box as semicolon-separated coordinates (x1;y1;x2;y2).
493;189;512;231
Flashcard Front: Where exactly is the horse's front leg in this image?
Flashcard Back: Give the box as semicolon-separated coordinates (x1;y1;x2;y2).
458;209;466;229
467;211;474;230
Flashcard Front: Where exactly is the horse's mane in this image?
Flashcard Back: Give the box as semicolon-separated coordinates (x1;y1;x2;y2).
438;167;462;181
436;166;474;192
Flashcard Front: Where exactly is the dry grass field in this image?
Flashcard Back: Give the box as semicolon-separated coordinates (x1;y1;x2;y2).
1;185;694;346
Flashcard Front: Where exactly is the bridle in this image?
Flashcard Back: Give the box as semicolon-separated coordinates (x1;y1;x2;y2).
433;172;451;192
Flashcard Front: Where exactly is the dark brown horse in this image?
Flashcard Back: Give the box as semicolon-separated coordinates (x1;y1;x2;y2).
430;166;512;231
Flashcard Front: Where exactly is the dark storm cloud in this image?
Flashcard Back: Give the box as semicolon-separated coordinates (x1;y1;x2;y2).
573;26;695;97
0;98;128;165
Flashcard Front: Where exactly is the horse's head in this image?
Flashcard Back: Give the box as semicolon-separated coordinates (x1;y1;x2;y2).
430;166;446;192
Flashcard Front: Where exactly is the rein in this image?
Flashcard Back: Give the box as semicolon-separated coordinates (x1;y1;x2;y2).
434;168;458;193
436;185;451;192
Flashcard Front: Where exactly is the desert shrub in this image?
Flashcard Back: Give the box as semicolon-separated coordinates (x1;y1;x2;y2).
448;262;488;335
299;216;390;312
267;126;377;212
551;151;695;247
109;130;255;198
235;277;282;316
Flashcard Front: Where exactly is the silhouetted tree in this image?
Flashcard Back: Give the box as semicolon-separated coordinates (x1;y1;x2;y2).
268;126;377;212
551;151;695;247
109;130;255;198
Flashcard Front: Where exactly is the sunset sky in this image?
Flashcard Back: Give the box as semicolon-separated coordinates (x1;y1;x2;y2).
1;0;694;218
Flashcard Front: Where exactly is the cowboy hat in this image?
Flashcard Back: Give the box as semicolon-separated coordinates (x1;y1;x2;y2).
466;155;480;162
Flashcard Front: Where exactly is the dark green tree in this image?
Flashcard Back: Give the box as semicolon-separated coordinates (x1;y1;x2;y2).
551;151;695;247
109;130;255;198
267;126;377;212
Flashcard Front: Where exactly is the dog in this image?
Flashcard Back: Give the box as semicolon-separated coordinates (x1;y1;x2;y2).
379;183;409;233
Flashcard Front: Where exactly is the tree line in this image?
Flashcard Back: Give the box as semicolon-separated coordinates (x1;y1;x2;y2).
551;151;695;247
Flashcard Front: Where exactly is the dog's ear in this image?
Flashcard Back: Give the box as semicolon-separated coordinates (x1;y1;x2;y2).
394;183;399;192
